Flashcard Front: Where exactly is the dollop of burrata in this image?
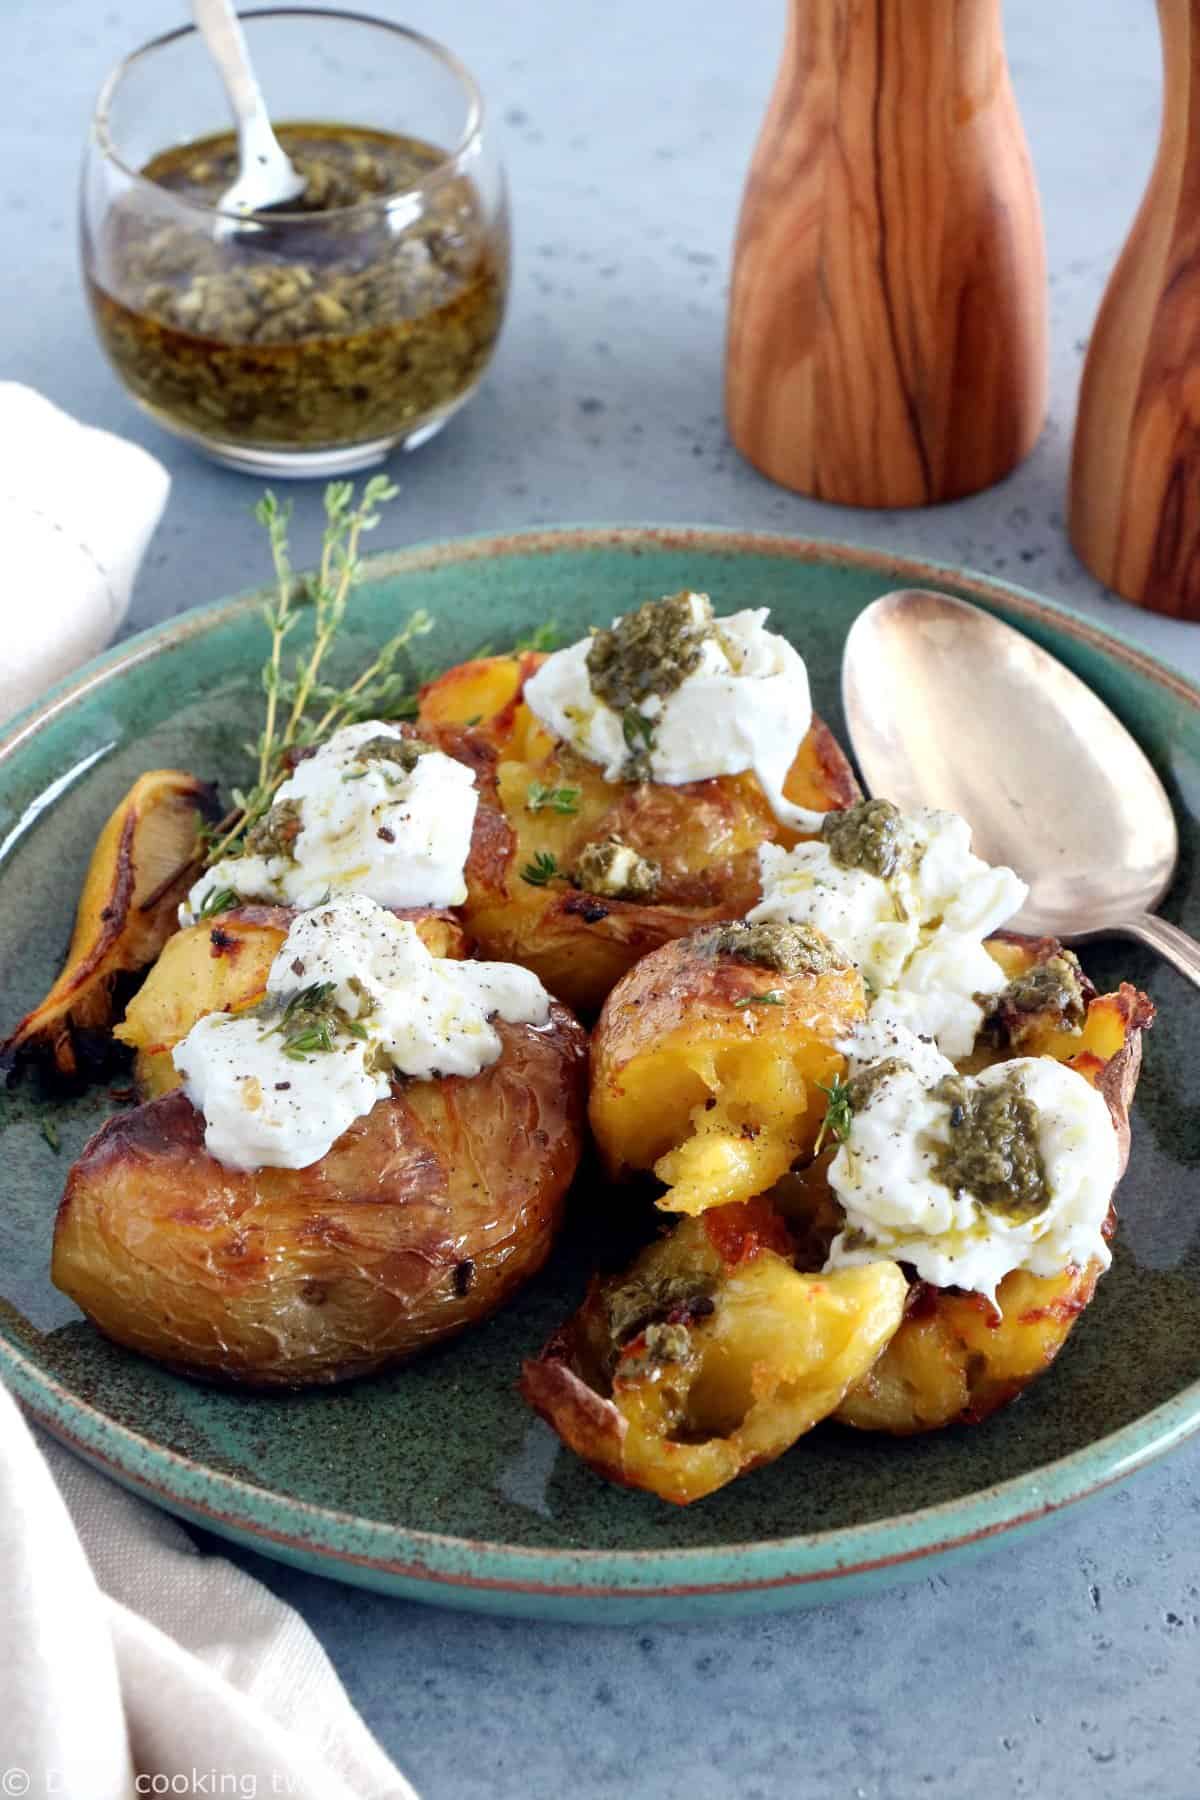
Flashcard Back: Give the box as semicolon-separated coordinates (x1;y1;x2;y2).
174;892;551;1171
823;1020;1118;1302
183;720;477;921
749;803;1028;1058
522;591;824;828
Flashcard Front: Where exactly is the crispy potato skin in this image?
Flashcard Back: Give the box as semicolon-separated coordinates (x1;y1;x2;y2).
4;769;217;1080
834;953;1154;1435
521;1200;906;1504
588;929;866;1214
116;904;466;1098
53;1008;588;1387
418;653;859;1013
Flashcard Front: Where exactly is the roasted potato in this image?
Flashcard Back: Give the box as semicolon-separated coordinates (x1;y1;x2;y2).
53;1007;587;1386
3;769;216;1080
588;923;866;1215
418;652;859;1013
115;904;466;1099
833;962;1153;1434
521;1200;906;1504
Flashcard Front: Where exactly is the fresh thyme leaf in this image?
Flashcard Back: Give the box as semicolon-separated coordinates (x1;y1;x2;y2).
733;990;785;1010
526;781;581;815
813;1077;854;1156
515;621;562;653
40;1119;61;1153
282;1023;335;1060
463;714;483;728
197;885;239;920
520;850;560;887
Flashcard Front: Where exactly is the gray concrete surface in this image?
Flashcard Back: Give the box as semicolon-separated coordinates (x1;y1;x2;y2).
4;1;1199;1796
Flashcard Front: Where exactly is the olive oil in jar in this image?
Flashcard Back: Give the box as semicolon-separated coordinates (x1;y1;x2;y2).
86;123;508;456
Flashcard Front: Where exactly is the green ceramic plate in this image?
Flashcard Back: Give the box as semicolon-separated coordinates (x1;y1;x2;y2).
1;527;1197;1624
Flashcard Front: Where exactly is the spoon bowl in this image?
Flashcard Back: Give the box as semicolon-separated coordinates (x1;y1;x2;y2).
192;0;305;228
842;588;1200;988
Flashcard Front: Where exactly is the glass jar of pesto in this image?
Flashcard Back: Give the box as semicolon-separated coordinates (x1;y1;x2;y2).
81;11;509;476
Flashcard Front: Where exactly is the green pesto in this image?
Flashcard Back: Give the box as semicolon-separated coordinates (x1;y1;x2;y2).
353;733;434;774
822;798;904;881
933;1070;1050;1222
982;952;1088;1044
585;591;714;713
605;1272;715;1348
572;835;660;901
243;796;303;858
88;123;504;452
707;919;844;977
846;1057;909;1113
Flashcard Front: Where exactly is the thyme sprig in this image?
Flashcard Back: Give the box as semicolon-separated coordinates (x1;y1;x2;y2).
733;990;785;1010
814;1077;854;1156
271;981;368;1061
203;478;433;867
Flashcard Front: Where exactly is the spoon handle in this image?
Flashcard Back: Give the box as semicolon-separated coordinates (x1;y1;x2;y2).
1118;913;1200;992
191;0;268;132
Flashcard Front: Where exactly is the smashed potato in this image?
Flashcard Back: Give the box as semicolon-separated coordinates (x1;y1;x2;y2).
54;1008;587;1386
833;964;1153;1433
521;1200;906;1504
4;769;216;1080
588;923;866;1215
115;903;465;1098
418;652;859;1013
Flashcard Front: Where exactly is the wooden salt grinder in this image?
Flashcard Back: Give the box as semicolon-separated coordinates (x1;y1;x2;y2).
1071;0;1200;618
725;0;1048;509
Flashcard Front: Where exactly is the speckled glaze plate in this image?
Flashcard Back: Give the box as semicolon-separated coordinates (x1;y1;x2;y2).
1;526;1198;1623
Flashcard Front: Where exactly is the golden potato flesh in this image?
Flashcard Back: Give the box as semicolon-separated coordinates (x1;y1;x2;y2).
3;769;216;1080
115;904;465;1098
521;1200;906;1504
588;926;866;1216
833;960;1154;1435
835;1260;1106;1432
54;1008;587;1387
418;652;860;1014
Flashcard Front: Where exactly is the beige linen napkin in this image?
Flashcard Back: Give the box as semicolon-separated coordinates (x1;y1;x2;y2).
0;384;170;725
0;1382;416;1800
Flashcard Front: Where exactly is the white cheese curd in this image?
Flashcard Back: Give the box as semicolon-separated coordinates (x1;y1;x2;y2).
181;720;477;922
172;1010;386;1173
522;593;825;828
749;807;1029;1059
173;892;552;1171
823;1023;1118;1302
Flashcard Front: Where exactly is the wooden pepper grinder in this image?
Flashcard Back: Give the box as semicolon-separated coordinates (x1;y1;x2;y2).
725;0;1047;509
1071;1;1200;617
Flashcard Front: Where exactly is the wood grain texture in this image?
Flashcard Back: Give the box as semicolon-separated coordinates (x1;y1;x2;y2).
725;0;1047;509
1070;1;1200;617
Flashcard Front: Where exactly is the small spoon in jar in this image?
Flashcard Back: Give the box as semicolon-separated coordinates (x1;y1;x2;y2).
841;587;1200;991
192;0;306;228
